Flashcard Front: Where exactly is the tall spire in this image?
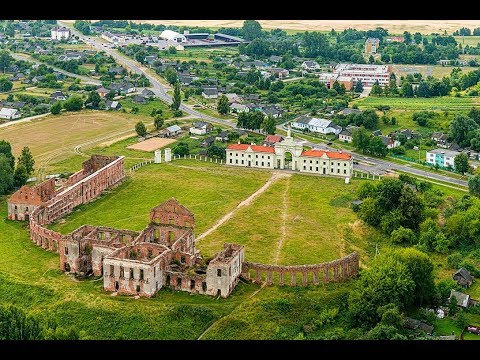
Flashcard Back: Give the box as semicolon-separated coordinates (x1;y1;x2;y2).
287;122;291;138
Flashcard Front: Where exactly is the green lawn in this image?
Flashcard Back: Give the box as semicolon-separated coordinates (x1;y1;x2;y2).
120;97;174;118
51;160;271;235
198;173;369;265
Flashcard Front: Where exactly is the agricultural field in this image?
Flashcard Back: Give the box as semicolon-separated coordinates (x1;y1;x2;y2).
454;35;480;46
354;96;480;111
0;111;153;176
392;64;478;79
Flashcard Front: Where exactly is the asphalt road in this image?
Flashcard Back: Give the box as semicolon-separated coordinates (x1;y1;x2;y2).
61;22;468;188
10;52;101;85
298;139;468;187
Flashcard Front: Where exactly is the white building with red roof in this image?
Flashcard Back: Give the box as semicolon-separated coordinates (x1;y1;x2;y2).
226;126;353;177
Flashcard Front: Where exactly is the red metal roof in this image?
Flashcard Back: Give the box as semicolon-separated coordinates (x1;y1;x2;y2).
265;135;284;143
301;149;351;160
227;143;275;153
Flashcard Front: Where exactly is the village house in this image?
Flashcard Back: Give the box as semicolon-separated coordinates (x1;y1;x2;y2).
380;135;401;149
449;290;477;308
453;267;474;288
202;87;219;99
431;132;449;148
291;115;341;135
269;55;283;63
189;121;213;135
140;89;155;99
270;68;289;79
96;87;109;97
49;90;67;102
338;108;363;116
230;103;249;113
104;100;122;111
263;134;284;147
301;60;320;71
338;126;360;143
201;136;215;148
426;148;461;169
132;95;147;104
0;107;21;120
262;105;283;118
215;131;229;142
160;124;182;138
225;93;241;104
178;74;194;85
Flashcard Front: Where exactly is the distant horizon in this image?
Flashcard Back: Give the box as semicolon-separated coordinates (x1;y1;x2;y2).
61;19;480;34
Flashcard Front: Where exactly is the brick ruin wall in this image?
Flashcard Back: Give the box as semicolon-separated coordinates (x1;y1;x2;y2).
241;251;359;286
28;156;125;255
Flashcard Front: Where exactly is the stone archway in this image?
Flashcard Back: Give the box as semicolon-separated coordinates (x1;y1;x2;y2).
284;151;293;170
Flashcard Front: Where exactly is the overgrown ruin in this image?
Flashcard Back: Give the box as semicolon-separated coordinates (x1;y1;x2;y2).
7;154;359;298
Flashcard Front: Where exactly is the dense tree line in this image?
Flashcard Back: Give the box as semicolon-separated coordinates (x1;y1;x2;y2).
0;141;34;195
73;20;91;35
0;305;79;340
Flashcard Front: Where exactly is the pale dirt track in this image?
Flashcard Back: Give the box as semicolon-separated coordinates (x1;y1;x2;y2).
61;20;480;35
195;171;292;243
127;137;177;152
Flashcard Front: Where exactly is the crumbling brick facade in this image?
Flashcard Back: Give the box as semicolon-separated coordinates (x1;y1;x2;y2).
206;243;244;298
7;178;56;221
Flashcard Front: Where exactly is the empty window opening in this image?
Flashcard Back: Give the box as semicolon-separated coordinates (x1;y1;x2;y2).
181;256;186;264
190;280;195;290
115;281;119;291
65;263;70;272
216;289;221;297
130;268;134;279
120;266;124;278
136;285;140;293
148;249;153;258
202;282;207;292
64;246;68;255
166;275;171;286
177;277;182;287
217;269;222;277
140;269;144;280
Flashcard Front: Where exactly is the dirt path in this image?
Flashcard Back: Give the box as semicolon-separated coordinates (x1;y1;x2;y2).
273;177;290;264
195;171;291;243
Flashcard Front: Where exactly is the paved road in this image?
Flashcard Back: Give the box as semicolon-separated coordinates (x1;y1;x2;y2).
10;52;101;85
62;22;467;189
0;112;50;128
298;139;468;187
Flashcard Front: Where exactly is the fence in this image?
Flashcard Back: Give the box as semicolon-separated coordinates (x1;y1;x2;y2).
390;154;457;173
173;154;225;164
353;171;382;180
129;159;154;172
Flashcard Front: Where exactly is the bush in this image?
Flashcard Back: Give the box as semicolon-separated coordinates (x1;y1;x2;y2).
173;110;183;117
390;226;417;245
446;252;463;269
391;146;406;155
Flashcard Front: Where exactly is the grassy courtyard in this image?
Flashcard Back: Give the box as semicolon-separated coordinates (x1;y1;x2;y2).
198;173;366;265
